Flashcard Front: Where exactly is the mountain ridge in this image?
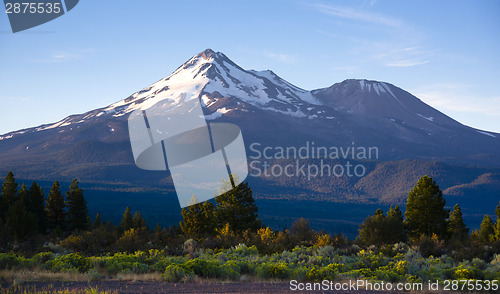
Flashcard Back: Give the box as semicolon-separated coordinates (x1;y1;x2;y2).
0;49;497;139
0;49;499;208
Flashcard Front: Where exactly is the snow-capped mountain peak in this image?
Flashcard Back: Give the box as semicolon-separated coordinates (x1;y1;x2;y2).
0;49;499;169
98;49;321;120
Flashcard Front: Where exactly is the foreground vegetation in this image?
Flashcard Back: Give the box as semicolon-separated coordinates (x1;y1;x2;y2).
1;171;500;290
1;243;499;284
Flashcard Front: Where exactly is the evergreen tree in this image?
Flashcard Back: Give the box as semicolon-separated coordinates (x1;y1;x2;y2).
94;212;102;229
153;223;167;246
448;204;469;242
215;177;261;233
478;214;495;244
154;223;162;235
495;201;500;241
132;211;147;229
289;217;314;244
359;209;386;246
26;181;47;233
180;200;216;239
5;199;37;241
45;180;66;231
120;206;133;231
358;207;406;246
0;171;18;220
387;205;406;241
66;179;90;231
17;183;28;203
405;175;450;241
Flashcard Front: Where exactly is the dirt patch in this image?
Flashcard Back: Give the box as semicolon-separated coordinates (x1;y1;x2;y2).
0;280;401;293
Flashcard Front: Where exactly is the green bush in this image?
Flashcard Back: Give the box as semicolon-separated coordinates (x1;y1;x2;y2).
291;266;308;280
256;262;290;280
46;253;90;273
318;263;337;280
221;260;241;280
184;259;220;278
231;244;259;257
0;253;22;269
105;260;149;275
453;265;475;280
31;252;55;265
86;268;103;281
163;264;193;282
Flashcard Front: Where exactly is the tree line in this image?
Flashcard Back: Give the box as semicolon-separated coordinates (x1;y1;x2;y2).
0;171;498;261
358;175;500;258
0;171;89;242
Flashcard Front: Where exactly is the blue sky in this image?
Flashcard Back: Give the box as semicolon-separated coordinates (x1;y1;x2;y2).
0;0;499;134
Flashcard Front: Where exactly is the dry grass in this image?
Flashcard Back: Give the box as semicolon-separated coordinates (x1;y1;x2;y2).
115;272;163;282
0;269;86;282
0;284;117;294
0;269;167;283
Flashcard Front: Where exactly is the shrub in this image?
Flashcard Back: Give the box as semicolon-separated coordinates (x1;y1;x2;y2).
184;259;220;278
114;228;148;253
291;266;308;280
305;266;321;281
163;264;193;282
104;255;149;275
418;235;443;257
46;253;90;273
315;233;334;247
86;268;103;281
316;245;337;259
60;234;86;252
221;260;241;280
318;263;337;280
0;253;22;269
31;252;55;265
231;243;259;257
256;262;291;280
453;265;475;280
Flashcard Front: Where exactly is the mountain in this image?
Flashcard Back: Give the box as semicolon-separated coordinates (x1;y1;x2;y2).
0;49;499;209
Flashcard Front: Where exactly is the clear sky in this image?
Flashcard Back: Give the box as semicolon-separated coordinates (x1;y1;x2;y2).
1;0;499;135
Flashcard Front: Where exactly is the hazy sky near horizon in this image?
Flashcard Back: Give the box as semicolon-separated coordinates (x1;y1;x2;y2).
0;0;499;134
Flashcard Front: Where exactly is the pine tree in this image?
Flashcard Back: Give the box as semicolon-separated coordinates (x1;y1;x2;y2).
17;183;28;203
448;204;469;242
358;207;406;246
5;198;37;241
386;205;406;243
66;179;90;231
93;212;102;229
132;211;147;229
495;201;500;241
45;180;66;231
180;200;216;239
359;209;386;246
0;171;18;220
120;206;133;231
154;223;162;235
26;181;47;233
215;177;261;233
478;214;495;244
405;175;450;241
153;223;167;246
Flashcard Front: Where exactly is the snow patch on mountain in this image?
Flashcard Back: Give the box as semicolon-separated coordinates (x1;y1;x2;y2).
205;107;232;120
